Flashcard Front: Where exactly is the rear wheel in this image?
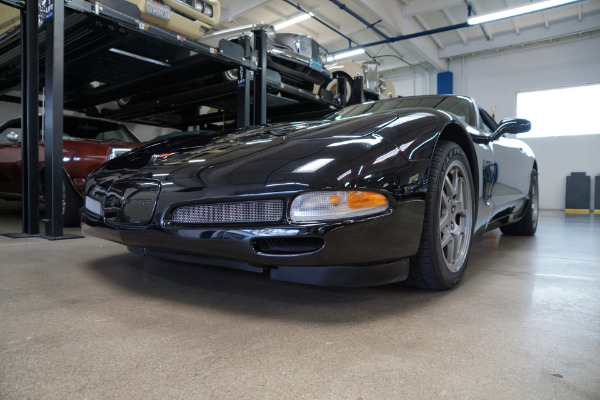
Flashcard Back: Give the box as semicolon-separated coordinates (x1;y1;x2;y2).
500;169;538;236
408;141;475;290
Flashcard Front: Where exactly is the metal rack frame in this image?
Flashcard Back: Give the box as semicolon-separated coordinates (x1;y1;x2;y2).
2;0;349;237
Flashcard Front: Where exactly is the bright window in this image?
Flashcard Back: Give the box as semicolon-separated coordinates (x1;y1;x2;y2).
516;83;600;138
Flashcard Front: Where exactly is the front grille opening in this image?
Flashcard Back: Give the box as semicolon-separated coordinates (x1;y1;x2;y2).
252;237;324;255
172;200;284;224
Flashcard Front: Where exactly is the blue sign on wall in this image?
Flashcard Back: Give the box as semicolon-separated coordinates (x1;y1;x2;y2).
437;71;453;94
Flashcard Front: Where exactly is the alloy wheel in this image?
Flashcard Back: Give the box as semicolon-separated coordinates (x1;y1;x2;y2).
438;160;473;273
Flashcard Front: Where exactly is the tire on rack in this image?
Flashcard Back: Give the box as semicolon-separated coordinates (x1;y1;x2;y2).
500;169;539;236
62;174;82;227
321;71;353;105
408;141;475;290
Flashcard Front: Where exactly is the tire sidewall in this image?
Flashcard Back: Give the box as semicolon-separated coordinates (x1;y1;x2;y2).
424;143;475;288
530;170;539;233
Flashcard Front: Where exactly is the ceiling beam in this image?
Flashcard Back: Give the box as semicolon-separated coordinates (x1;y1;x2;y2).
503;0;521;35
469;1;494;40
403;0;465;17
219;0;272;23
442;8;468;45
440;15;600;58
414;14;445;49
352;0;448;71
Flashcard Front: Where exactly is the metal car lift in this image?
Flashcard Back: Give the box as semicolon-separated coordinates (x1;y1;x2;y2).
1;0;350;238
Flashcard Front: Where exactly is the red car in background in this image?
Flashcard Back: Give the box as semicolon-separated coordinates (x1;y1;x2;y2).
0;115;142;226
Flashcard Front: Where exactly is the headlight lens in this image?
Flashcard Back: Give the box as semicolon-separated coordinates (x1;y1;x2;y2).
203;3;213;17
84;196;102;216
194;0;204;12
265;25;276;41
107;147;132;160
320;52;328;64
290;191;389;222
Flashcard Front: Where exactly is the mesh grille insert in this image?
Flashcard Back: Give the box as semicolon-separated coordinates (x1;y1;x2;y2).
172;200;284;224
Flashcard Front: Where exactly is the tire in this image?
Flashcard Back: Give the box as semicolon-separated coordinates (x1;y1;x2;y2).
223;69;238;81
500;169;538;236
116;97;132;107
62;175;82;227
321;72;353;105
408;141;475;290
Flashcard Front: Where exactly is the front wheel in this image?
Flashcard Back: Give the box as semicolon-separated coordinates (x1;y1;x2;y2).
408;141;475;290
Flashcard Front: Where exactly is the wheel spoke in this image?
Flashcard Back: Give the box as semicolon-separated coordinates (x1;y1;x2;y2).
441;229;452;247
455;175;464;202
453;199;464;215
441;189;449;207
445;235;456;264
439;209;451;231
444;175;455;199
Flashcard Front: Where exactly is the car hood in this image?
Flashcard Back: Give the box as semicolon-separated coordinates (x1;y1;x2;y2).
88;110;445;199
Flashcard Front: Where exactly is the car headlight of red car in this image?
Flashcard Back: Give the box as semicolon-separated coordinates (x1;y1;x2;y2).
107;147;133;160
290;190;389;222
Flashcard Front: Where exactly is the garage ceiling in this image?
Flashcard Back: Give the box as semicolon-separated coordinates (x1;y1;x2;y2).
217;0;600;72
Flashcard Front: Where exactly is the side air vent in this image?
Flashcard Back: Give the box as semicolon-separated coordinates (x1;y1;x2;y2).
251;237;324;255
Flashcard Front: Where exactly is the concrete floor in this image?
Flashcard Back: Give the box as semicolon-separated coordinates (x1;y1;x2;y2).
0;202;598;400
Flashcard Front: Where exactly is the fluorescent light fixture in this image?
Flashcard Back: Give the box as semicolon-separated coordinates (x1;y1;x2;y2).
468;0;581;25
274;12;313;30
327;48;366;62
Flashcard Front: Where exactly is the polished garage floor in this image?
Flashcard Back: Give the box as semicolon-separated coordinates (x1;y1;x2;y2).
0;203;598;399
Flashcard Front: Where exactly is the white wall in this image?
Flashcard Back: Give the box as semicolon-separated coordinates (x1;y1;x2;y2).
449;33;600;210
390;32;600;210
386;66;434;97
519;135;600;210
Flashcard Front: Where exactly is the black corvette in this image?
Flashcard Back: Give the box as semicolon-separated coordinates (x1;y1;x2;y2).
81;95;538;289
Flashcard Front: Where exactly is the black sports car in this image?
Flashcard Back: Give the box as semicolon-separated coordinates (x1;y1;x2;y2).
81;95;538;289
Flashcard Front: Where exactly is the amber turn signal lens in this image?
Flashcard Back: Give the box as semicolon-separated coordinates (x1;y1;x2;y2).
347;191;388;209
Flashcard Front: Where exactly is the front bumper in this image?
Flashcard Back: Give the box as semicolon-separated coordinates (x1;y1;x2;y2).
82;199;425;286
267;46;332;86
125;0;213;39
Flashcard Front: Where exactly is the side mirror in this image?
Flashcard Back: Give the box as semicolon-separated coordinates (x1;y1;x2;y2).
7;131;20;143
492;118;531;140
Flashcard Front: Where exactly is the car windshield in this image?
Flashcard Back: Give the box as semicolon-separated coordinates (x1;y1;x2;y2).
325;96;476;126
61;117;139;142
0;116;140;143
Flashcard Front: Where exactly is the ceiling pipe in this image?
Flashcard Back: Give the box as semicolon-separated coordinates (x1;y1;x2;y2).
328;0;391;40
463;0;491;41
326;0;475;61
328;22;470;55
